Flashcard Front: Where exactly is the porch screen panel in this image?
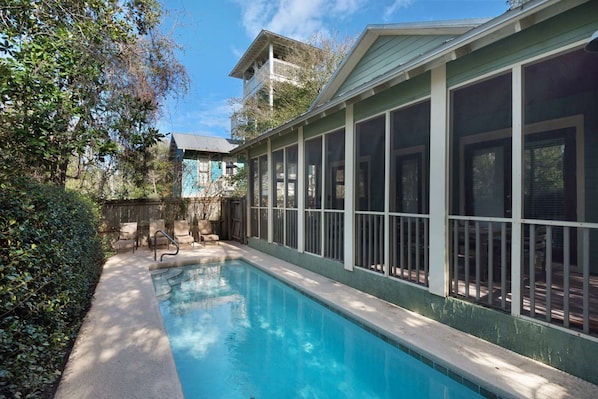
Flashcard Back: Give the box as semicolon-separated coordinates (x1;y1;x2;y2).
305;137;322;255
389;100;430;285
355;116;385;272
272;150;284;244
250;158;259;238
449;73;512;310
325;130;345;262
259;155;268;240
451;72;512;216
356;116;385;212
286;145;298;209
523;48;598;335
285;145;298;249
250;158;259;207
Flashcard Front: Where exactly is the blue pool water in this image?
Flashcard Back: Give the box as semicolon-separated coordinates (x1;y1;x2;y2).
152;260;485;399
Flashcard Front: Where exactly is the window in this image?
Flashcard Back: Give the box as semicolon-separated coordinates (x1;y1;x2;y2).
356;116;385;212
325;130;345;210
286;145;298;209
250;158;259;206
273;150;284;208
396;153;422;214
463;138;511;217
259;155;268;207
390;100;430;214
198;158;209;187
305;137;322;209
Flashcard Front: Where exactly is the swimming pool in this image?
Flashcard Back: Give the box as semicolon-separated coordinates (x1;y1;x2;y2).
152;259;486;399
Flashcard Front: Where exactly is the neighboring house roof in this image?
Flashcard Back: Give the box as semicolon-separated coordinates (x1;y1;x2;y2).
169;133;239;159
229;30;317;79
232;0;592;153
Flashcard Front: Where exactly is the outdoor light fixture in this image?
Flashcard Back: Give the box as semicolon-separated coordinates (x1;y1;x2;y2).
585;30;598;53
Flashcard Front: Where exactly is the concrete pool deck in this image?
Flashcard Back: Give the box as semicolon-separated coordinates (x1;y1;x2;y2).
55;242;598;399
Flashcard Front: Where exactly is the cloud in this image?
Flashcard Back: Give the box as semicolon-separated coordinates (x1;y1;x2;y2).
384;0;414;21
232;0;367;41
159;97;233;137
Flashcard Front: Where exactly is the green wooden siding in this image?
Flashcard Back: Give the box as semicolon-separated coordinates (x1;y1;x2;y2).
337;35;453;97
354;72;430;121
248;142;268;159
271;130;298;151
447;1;598;87
303;109;345;140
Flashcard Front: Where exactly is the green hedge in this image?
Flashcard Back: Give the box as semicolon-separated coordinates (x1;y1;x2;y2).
0;177;104;398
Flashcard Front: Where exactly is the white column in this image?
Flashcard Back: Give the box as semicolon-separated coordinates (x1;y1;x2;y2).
268;43;274;108
297;126;305;252
384;111;391;276
267;138;273;243
511;65;524;316
344;105;355;271
320;136;326;255
428;65;449;297
245;150;251;239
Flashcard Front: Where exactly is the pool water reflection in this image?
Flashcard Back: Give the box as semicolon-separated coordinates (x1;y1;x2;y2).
152;259;483;399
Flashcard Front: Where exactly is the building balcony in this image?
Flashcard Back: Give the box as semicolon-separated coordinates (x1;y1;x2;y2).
242;58;300;101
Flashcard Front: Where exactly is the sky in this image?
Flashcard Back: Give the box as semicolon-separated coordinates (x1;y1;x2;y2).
157;0;510;138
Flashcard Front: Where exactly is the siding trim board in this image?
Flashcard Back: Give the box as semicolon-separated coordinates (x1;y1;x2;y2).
447;1;598;87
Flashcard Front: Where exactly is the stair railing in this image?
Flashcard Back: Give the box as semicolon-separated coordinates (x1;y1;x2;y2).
153;230;179;261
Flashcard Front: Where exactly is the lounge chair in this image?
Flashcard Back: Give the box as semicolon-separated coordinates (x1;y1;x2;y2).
198;220;219;245
115;222;138;253
149;219;170;249
174;220;195;247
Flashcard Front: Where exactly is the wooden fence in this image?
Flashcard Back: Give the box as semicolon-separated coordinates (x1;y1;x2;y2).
101;197;246;246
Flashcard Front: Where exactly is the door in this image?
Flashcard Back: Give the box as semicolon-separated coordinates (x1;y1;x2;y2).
464;138;512;218
525;128;577;263
395;153;423;213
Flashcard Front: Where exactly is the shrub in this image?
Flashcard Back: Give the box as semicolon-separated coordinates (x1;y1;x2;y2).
0;177;104;398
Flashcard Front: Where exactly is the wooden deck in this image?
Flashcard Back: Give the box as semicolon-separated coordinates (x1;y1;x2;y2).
453;265;598;336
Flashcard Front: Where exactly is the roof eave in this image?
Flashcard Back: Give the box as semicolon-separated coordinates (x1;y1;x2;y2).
229;30;319;79
233;0;587;153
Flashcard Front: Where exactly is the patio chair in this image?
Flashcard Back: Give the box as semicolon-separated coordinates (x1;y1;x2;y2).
524;225;547;269
198;220;220;245
174;220;195;247
115;222;138;253
149;219;170;249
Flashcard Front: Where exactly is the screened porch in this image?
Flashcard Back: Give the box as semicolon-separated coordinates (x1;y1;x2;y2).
448;47;598;335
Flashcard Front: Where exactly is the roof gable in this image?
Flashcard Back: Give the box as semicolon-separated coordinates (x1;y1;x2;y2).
313;20;487;107
170;133;238;158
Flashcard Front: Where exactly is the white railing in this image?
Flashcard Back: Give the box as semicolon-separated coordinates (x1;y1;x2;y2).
355;212;429;286
324;210;344;262
522;219;598;335
449;215;598;335
305;209;322;255
250;207;259;238
242;59;300;100
273;208;284;245
285;209;298;249
355;212;385;273
449;216;512;310
389;214;429;286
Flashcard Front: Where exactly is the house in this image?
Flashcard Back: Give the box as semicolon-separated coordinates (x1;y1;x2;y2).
229;30;320;138
232;0;598;385
169;132;243;198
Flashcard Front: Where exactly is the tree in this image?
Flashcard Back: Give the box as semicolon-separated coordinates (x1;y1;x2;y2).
230;32;353;141
0;0;189;187
66;138;173;200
